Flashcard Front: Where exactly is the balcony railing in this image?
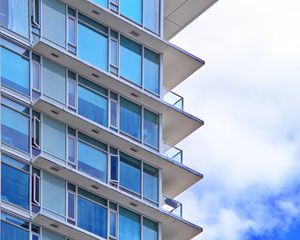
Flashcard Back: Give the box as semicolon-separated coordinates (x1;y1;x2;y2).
163;90;184;110
163;142;183;164
163;196;183;217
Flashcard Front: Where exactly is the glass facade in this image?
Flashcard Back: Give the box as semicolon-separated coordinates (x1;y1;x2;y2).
1;212;29;240
119;207;141;240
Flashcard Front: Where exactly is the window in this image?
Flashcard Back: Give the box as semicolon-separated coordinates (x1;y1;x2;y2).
120;0;142;24
32;53;41;98
144;0;160;34
67;183;76;224
143;109;159;149
78;140;107;182
110;0;119;12
143;164;159;204
68;71;77;110
110;154;119;186
68;134;76;168
32;168;41;213
92;0;108;8
143;217;158;240
1;97;30;153
77;188;107;238
110;30;119;75
120;36;142;86
1;155;30;210
1;212;29;240
1;44;30;96
120;153;141;195
110;92;118;130
120;97;141;140
78;13;108;71
68;8;77;54
0;0;29;37
78;77;108;127
119;207;140;240
110;210;117;239
31;0;40;26
144;49;160;95
32;111;41;149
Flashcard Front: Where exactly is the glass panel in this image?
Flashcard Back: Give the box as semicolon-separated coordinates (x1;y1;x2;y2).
77;196;107;238
1;46;29;95
32;62;41;91
110;100;117;128
0;0;29;37
1;105;29;153
42;229;65;240
120;97;141;140
1;162;29;209
143;109;159;148
78;140;107;182
144;49;160;94
92;0;108;8
68;79;76;108
68;135;76;164
68;191;75;220
78;85;108;127
143;164;158;203
68;17;76;45
78;20;108;71
143;218;158;240
110;155;118;181
119;207;140;240
1;220;29;240
120;0;142;24
120;153;141;194
120;36;142;86
110;211;117;237
144;0;160;34
42;0;66;47
110;39;118;66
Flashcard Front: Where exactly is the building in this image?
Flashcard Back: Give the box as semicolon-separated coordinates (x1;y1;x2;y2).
0;0;217;239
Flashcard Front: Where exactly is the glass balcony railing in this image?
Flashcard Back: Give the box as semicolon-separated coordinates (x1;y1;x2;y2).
163;142;183;164
163;90;184;110
162;196;183;217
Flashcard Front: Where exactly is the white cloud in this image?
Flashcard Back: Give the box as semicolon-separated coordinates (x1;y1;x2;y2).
168;0;300;239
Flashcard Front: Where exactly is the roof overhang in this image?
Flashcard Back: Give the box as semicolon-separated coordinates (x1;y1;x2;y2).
164;0;219;39
57;0;205;90
32;39;204;145
33;96;202;198
32;156;202;239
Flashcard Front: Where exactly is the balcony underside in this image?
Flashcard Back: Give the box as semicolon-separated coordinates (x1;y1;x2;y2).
32;155;202;240
32;97;202;198
164;0;219;39
57;0;205;91
32;39;204;146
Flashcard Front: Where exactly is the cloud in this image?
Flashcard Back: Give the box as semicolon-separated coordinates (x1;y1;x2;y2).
167;0;300;239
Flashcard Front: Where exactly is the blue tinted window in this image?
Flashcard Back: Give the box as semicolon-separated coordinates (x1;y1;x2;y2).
119;207;140;240
1;47;29;95
78;85;108;127
120;153;141;194
120;36;142;86
78;18;108;71
144;0;160;34
78;141;107;182
143;109;159;148
120;97;141;140
92;0;107;8
1;103;29;153
120;0;142;24
77;195;107;238
0;0;29;37
1;161;29;210
143;164;158;204
143;218;158;240
110;211;117;237
144;49;160;94
1;220;29;240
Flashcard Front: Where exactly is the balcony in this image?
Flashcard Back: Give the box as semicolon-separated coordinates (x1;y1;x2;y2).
163;142;183;164
164;90;184;110
163;196;183;217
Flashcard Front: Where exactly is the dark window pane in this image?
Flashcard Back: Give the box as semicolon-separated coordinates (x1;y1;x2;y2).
144;49;160;94
1;105;29;153
110;155;118;181
1;47;30;95
110;100;117;128
120;36;142;86
120;153;141;194
120;97;141;140
77;196;107;238
119;207;140;240
1;163;29;209
78;141;107;182
78;85;108;127
143;109;159;148
120;0;142;24
68;192;75;219
78;20;108;71
110;211;117;237
144;0;160;34
143;164;158;203
143;217;158;240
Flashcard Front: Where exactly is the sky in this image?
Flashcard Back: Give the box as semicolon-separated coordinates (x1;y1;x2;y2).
170;0;300;239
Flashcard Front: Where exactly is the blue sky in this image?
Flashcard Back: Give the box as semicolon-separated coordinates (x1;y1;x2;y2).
170;0;300;239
